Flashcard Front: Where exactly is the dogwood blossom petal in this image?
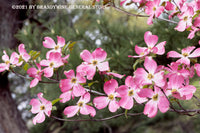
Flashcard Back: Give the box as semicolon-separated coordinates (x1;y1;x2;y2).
63;106;79;118
43;37;56;48
93;96;109;109
33;112;45;125
109;100;119;112
104;79;118;95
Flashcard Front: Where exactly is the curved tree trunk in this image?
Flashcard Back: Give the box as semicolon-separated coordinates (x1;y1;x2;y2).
0;0;29;133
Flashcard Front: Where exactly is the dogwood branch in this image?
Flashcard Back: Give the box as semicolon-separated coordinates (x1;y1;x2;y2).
51;112;143;122
85;88;106;96
110;4;178;24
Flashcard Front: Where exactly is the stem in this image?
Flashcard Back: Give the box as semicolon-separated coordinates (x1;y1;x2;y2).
51;112;143;122
85;88;106;96
10;69;30;80
110;4;178;24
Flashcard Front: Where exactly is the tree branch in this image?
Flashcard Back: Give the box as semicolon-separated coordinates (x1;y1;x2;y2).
51;112;143;122
110;4;178;24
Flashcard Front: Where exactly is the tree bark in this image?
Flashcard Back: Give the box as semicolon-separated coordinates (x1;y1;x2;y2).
0;0;29;133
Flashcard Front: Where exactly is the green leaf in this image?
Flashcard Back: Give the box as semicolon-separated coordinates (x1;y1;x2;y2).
88;81;99;87
51;98;62;105
32;51;40;60
29;50;40;60
18;56;23;63
133;58;143;70
52;106;57;111
125;109;128;119
68;41;76;52
23;63;30;71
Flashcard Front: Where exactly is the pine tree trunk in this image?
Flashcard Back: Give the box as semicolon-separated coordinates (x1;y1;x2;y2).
0;0;29;133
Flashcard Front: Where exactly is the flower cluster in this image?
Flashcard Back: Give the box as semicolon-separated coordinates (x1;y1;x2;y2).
118;0;200;39
1;31;200;124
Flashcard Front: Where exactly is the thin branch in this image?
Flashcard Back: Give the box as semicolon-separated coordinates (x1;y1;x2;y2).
39;81;59;84
155;17;178;24
172;0;181;12
169;108;200;115
51;112;143;122
10;69;30;80
193;95;200;103
110;4;178;24
111;5;149;18
161;89;180;113
85;88;106;96
176;101;193;116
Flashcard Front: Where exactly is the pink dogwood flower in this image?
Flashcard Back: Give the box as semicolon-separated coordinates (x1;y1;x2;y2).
40;52;64;77
117;76;147;110
59;69;86;97
0;51;19;72
145;0;164;25
134;56;165;87
63;92;96;118
165;62;190;82
93;79;120;112
167;76;196;100
30;93;52;125
18;44;30;62
129;31;166;58
27;63;43;88
78;48;109;80
139;86;169;118
43;36;65;58
59;90;74;103
167;46;200;65
175;5;194;32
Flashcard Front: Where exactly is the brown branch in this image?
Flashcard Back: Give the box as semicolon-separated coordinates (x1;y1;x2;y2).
51;112;143;122
10;69;30;80
110;4;178;24
193;95;200;103
85;88;106;96
176;101;194;116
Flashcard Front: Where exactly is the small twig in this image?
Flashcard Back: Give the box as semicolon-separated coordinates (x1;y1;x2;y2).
176;101;193;116
193;95;200;103
110;4;178;24
161;89;180;113
51;112;143;122
111;5;149;18
85;88;106;96
10;69;30;80
172;0;181;12
39;81;59;84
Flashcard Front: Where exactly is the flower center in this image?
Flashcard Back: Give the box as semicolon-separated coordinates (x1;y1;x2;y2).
153;7;156;11
49;62;54;68
71;78;77;84
40;105;45;110
182;53;188;57
108;94;114;100
147;73;154;80
128;90;134;96
36;70;40;75
92;60;98;66
55;45;59;50
183;16;188;21
5;60;10;65
171;89;177;93
152;94;158;101
78;101;84;107
140;52;144;55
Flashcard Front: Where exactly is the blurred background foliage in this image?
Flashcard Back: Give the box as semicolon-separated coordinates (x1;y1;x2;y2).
1;0;200;132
